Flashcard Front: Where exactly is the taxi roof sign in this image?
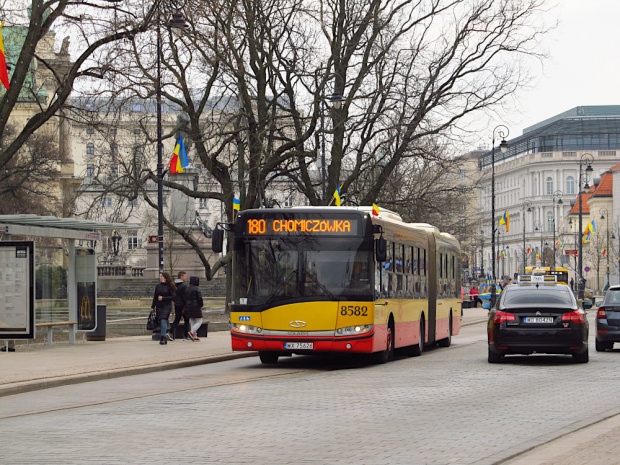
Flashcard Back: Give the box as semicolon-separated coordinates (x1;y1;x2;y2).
518;275;557;285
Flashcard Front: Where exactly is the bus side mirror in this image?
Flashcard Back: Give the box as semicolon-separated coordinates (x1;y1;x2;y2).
212;228;224;253
375;236;386;262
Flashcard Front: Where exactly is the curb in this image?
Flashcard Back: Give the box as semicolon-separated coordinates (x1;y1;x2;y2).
0;352;256;398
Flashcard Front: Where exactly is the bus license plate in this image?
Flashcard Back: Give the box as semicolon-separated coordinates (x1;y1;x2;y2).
524;317;553;324
284;342;314;350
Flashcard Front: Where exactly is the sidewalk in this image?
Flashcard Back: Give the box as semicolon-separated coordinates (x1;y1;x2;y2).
0;307;489;398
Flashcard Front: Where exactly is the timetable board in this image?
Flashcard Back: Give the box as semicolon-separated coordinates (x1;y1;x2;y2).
0;242;35;339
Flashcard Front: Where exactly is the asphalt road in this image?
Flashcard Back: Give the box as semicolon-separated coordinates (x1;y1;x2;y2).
2;315;619;465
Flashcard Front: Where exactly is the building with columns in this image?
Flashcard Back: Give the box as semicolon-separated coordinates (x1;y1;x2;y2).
477;106;620;289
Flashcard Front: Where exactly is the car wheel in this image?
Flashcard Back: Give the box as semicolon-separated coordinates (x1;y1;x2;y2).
258;351;279;364
573;347;589;363
488;345;503;363
595;339;613;352
437;315;452;347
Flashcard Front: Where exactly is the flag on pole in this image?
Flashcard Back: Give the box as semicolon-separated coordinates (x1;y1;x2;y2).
333;185;342;206
526;245;531;254
537;253;541;260
372;203;380;216
233;197;240;211
601;247;607;257
0;22;9;90
499;211;509;232
169;137;187;174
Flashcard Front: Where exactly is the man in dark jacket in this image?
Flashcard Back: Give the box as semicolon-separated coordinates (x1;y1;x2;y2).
168;271;189;341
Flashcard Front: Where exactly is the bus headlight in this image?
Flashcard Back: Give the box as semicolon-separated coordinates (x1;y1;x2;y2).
231;323;263;334
335;325;372;336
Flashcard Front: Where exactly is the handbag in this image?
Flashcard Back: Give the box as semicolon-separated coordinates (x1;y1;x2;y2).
146;311;158;331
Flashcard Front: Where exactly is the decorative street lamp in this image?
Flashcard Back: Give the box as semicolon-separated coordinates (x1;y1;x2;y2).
522;200;532;275
601;207;611;290
156;3;187;273
535;221;543;265
577;153;594;300
480;230;485;279
552;190;563;270
490;125;509;306
319;74;344;204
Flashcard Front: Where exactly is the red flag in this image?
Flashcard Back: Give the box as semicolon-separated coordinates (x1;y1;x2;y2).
0;22;10;90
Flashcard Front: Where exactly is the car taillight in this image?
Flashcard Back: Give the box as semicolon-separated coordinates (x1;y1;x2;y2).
597;307;607;319
562;311;585;324
493;311;516;324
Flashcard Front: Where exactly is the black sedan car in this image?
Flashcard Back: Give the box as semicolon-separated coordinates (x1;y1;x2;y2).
487;276;591;363
595;284;620;351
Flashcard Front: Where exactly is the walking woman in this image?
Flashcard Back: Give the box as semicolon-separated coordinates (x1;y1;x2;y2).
150;272;177;345
184;276;204;341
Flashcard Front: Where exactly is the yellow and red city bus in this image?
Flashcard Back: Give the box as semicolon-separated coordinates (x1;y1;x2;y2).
217;206;461;364
525;266;569;285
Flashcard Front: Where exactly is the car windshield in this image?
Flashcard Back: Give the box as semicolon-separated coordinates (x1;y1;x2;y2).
502;287;575;306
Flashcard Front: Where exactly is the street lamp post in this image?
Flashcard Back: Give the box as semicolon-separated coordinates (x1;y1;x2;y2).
522;200;532;274
601;208;610;290
319;76;344;204
480;230;485;279
578;153;594;300
156;4;186;274
552;190;563;270
535;221;543;265
490;125;509;306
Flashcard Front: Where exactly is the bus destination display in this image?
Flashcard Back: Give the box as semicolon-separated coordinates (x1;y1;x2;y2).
244;217;359;236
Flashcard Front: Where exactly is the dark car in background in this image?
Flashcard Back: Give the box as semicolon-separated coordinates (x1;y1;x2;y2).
596;284;620;351
487;276;591;363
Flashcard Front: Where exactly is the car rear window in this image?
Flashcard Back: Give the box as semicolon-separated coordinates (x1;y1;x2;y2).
604;290;620;304
502;288;574;306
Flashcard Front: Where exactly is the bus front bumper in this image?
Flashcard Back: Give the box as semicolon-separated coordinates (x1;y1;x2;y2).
230;330;375;353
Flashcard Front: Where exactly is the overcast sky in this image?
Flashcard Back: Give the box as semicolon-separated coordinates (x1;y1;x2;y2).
478;0;620;148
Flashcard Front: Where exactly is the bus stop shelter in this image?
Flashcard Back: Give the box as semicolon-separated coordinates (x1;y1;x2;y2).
0;214;140;345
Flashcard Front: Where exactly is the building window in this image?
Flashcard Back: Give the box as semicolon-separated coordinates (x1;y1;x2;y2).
458;169;466;179
547;211;554;232
133;128;141;135
127;230;141;250
111;164;118;178
110;128;117;135
86;143;95;157
134;163;142;177
199;197;208;208
546;177;553;195
284;195;293;207
86;127;94;135
110;143;118;158
102;197;112;207
566;176;575;195
128;198;138;207
86;164;94;177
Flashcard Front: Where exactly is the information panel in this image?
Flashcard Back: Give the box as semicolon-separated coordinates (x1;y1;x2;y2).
0;241;35;339
241;214;361;237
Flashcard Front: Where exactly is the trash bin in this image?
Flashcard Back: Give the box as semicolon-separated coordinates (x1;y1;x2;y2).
86;304;106;341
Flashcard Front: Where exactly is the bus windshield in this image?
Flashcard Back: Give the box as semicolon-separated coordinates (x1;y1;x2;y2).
232;237;373;308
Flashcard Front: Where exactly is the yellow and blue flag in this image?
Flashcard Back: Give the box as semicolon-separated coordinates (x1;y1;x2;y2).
233;197;240;211
333;185;342;206
499;210;509;232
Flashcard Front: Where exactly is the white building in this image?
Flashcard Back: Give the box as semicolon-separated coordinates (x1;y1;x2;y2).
477;106;620;289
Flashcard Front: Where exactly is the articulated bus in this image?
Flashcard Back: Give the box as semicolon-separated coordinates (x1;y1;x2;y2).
214;207;461;364
525;267;569;285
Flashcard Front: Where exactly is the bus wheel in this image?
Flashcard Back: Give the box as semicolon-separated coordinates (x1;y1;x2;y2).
409;317;424;357
259;351;279;364
437;315;452;347
375;320;394;364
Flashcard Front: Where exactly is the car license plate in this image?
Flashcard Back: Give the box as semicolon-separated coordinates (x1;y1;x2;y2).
523;317;553;324
284;342;314;350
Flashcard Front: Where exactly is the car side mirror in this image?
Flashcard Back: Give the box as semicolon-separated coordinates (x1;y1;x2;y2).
582;301;593;310
482;301;491;310
375;236;386;262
